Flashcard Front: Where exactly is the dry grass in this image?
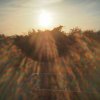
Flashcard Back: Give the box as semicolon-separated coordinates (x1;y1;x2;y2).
0;26;100;100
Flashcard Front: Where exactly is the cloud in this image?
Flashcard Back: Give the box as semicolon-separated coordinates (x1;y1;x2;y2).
0;0;63;9
35;0;63;5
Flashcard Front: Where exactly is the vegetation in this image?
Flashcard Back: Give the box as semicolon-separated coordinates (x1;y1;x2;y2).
0;26;100;100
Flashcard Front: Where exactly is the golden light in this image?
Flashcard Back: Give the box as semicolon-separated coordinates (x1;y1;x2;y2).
38;10;53;28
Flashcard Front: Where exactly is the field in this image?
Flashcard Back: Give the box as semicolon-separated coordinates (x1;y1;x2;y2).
0;27;100;100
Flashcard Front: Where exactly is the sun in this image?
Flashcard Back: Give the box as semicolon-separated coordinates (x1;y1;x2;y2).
38;10;53;28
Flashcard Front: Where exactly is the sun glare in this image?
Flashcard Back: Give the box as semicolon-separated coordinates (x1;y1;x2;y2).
38;10;53;28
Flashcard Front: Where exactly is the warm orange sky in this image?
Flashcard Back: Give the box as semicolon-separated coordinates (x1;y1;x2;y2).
0;0;100;35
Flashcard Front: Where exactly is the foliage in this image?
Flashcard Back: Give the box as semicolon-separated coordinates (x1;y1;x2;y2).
0;26;100;100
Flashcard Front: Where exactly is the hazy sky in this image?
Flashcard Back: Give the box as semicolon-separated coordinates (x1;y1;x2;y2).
0;0;100;35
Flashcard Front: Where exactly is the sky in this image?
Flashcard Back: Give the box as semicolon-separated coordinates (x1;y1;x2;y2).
0;0;100;35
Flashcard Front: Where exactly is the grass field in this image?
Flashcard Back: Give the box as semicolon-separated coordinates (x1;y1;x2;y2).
0;27;100;100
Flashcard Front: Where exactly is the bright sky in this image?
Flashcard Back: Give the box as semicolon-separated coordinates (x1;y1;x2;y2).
0;0;100;35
